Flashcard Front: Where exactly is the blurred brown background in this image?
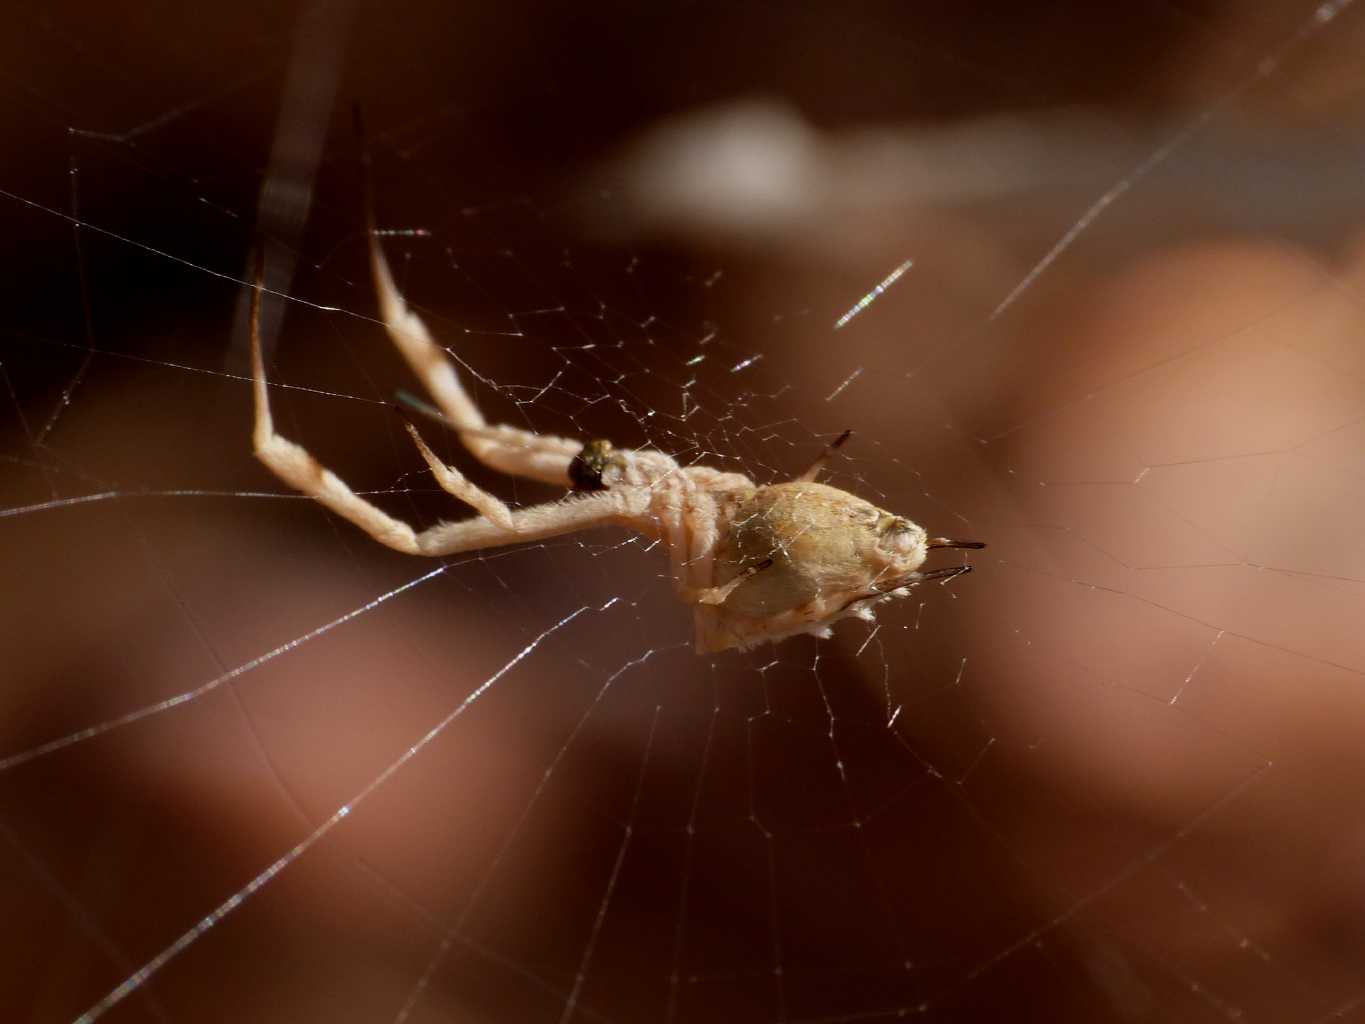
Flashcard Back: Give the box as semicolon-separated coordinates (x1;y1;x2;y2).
3;1;1365;1021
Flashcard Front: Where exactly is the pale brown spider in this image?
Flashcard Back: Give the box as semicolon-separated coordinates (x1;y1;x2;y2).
250;220;983;653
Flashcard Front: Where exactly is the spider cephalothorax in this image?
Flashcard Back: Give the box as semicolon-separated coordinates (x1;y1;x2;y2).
250;209;983;653
567;439;626;492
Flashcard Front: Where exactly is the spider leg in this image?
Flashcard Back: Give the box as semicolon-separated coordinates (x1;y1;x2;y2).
416;488;628;556
895;565;974;587
403;419;514;531
251;274;627;556
795;429;853;483
687;558;773;606
365;193;580;488
918;564;974;583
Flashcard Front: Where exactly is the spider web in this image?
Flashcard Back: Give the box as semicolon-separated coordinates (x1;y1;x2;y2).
4;1;1365;1021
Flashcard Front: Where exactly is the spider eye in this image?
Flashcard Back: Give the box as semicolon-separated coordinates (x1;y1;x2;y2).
569;439;618;491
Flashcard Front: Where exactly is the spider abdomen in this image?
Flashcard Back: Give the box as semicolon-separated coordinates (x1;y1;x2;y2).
714;482;892;617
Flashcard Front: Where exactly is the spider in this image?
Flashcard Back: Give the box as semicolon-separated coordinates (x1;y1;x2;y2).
250;222;984;653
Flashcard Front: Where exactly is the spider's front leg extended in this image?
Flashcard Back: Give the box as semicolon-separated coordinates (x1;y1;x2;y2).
366;205;581;489
250;277;628;556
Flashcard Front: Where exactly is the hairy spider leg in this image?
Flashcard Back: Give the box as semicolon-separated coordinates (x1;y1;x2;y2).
250;262;630;556
364;175;580;488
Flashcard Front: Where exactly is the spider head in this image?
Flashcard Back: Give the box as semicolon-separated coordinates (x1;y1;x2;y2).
569;439;627;491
